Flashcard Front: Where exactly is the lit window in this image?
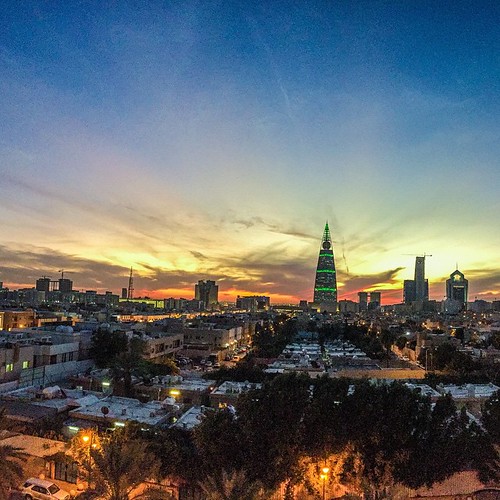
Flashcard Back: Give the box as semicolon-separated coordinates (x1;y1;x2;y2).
6;364;14;372
22;361;29;369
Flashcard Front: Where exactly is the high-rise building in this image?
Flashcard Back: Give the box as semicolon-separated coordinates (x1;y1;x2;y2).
195;280;218;310
58;278;73;293
358;292;368;312
403;257;429;303
369;291;381;309
403;280;416;303
414;257;428;301
313;222;337;310
36;277;51;292
121;288;128;299
446;269;468;309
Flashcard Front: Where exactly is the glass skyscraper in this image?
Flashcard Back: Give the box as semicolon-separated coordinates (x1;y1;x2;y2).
313;222;337;309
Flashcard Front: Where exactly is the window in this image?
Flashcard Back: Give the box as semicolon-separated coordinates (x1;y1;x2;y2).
68;352;74;361
6;363;13;372
61;353;67;363
22;361;29;369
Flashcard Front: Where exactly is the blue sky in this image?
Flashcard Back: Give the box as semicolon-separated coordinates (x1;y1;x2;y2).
1;0;499;303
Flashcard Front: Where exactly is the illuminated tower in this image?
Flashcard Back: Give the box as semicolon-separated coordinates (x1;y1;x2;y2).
313;222;337;310
446;269;468;309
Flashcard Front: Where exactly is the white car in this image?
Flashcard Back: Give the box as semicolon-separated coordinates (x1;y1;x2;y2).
22;478;71;500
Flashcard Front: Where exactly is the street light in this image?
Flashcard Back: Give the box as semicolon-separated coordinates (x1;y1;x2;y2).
320;466;330;500
81;434;94;490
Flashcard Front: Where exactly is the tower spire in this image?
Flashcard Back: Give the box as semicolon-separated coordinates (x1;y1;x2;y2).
322;221;331;244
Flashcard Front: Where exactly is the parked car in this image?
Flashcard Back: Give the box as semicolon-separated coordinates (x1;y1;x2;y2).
21;478;71;500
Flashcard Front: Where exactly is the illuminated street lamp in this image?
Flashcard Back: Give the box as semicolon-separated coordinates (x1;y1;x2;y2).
81;433;95;489
320;466;330;500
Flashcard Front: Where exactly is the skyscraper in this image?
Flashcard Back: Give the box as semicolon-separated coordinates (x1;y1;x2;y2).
195;280;218;310
446;269;468;309
414;256;428;301
403;256;429;303
313;222;337;311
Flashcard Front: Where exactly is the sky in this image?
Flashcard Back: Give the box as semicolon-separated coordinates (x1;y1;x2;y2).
1;0;499;304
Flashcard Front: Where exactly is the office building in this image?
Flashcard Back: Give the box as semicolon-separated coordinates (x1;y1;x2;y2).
58;278;73;293
236;296;270;312
369;291;381;309
414;257;428;301
446;269;468;309
313;222;337;311
403;257;429;303
36;277;51;293
358;292;368;312
195;280;218;310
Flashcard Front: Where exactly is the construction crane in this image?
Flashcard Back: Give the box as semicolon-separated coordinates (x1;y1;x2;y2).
58;269;72;279
402;253;433;258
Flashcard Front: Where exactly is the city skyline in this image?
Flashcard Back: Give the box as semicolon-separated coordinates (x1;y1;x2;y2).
1;1;499;304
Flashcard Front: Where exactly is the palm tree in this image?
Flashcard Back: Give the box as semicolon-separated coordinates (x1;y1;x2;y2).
0;444;26;500
90;431;160;500
199;469;267;500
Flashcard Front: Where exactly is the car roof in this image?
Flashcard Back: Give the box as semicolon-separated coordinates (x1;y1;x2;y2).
25;477;57;488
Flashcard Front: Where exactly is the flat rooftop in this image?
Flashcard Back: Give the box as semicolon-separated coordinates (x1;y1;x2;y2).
172;406;211;430
438;383;500;399
69;395;176;426
211;381;262;395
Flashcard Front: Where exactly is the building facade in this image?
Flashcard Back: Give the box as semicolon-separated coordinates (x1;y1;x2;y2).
446;269;468;310
403;257;429;304
195;280;218;310
313;222;337;311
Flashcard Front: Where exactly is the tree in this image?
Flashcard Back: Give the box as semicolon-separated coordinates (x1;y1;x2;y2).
0;444;26;500
69;429;102;487
395;336;408;350
147;427;201;485
490;332;500;350
340;381;431;493
199;469;266;500
483;390;500;444
110;337;147;397
302;376;351;458
91;430;160;500
195;409;245;477
237;372;311;489
90;328;128;368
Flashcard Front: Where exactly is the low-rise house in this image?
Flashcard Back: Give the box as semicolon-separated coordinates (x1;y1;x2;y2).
209;381;262;407
68;395;180;430
0;432;79;489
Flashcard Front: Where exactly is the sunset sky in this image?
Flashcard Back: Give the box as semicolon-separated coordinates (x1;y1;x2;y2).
1;1;499;304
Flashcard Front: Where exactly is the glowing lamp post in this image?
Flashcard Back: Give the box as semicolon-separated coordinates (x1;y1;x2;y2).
81;433;97;489
320;466;330;500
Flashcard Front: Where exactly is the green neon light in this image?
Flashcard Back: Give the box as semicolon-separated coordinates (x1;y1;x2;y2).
316;270;335;273
315;287;337;292
319;253;333;257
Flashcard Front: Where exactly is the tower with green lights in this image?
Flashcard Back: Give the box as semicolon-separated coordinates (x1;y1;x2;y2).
313;222;337;310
